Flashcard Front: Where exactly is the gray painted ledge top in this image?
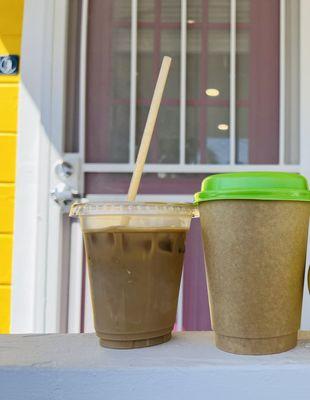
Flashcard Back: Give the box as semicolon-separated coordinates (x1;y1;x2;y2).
1;331;310;370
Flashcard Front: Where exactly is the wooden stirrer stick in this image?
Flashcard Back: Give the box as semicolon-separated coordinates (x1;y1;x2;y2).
127;56;172;201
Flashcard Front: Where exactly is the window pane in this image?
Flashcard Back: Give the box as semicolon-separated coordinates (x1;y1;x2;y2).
186;107;231;165
208;0;230;23
161;0;181;22
236;29;249;163
86;0;131;163
207;30;230;100
139;0;154;22
136;2;180;164
285;0;299;164
186;0;230;164
188;0;202;23
236;0;250;23
206;106;230;164
113;29;131;99
83;0;295;168
137;29;154;98
113;0;131;21
156;105;180;163
186;29;201;100
111;105;131;163
236;106;249;164
236;30;249;100
185;106;199;163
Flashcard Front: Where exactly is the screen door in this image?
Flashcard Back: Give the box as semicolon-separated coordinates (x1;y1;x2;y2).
60;0;305;333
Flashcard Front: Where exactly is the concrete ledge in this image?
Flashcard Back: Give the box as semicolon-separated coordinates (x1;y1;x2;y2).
1;332;310;399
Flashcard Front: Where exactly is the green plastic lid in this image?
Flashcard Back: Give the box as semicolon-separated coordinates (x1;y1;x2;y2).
194;172;310;203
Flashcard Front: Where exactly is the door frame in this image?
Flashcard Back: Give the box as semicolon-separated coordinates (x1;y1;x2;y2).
11;0;70;333
11;0;310;333
299;0;310;328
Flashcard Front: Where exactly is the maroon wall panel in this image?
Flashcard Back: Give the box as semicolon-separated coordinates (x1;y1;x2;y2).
85;173;206;195
248;0;280;163
183;218;211;331
86;0;113;162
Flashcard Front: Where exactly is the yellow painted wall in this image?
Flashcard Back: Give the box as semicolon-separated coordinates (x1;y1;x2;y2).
0;0;24;333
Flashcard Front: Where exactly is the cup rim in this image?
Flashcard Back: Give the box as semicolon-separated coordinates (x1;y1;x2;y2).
70;201;198;218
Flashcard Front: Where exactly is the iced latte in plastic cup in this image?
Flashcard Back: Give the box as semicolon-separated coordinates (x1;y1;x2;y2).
70;202;193;349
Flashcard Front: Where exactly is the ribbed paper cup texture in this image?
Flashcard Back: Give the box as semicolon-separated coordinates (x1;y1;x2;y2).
199;200;310;355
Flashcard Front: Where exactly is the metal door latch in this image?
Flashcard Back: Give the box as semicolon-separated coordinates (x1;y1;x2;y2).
50;182;81;207
50;158;84;209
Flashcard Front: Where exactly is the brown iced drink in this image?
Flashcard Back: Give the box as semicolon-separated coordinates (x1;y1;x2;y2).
70;201;194;349
84;227;186;349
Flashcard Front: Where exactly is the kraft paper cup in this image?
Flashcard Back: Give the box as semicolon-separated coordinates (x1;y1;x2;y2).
199;200;310;355
70;201;194;349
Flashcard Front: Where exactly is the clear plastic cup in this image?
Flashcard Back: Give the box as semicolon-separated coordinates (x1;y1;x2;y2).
70;201;194;349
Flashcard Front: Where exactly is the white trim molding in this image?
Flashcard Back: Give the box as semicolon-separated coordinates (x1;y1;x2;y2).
11;0;69;333
300;0;310;330
82;163;301;174
299;0;310;181
11;0;51;333
229;0;236;165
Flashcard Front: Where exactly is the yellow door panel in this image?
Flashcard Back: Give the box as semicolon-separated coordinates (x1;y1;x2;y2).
0;235;12;284
0;134;16;182
0;184;15;233
0;85;18;132
0;1;24;35
0;35;21;54
0;285;11;333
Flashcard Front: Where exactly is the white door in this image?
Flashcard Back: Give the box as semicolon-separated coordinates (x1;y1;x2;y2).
12;0;310;333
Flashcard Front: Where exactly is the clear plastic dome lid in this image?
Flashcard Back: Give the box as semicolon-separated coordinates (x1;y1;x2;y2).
70;201;197;232
70;201;197;217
